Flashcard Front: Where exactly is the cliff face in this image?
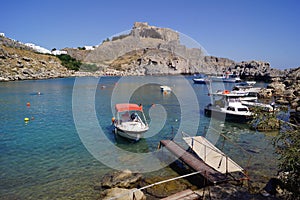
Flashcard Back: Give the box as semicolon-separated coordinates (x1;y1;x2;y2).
80;22;208;75
66;22;282;79
0;22;290;80
0;38;72;81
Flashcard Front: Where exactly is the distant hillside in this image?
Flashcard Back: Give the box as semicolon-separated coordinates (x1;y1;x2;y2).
0;22;288;80
65;22;284;79
0;36;72;81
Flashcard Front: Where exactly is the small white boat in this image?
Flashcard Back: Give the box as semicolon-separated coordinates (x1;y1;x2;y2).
210;72;241;83
193;74;210;84
160;85;172;92
113;103;149;141
232;81;261;94
205;93;253;122
213;90;258;102
241;101;276;112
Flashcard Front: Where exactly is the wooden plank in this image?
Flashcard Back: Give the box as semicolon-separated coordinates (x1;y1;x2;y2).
160;140;228;184
161;189;200;200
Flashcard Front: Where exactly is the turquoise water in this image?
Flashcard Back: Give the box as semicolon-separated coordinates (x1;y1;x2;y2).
0;76;278;199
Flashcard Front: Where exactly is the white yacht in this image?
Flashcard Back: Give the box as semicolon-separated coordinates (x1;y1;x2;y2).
205;93;253;122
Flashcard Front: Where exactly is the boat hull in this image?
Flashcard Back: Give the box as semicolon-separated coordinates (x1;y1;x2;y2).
114;125;148;141
193;78;207;84
204;107;252;122
115;128;143;141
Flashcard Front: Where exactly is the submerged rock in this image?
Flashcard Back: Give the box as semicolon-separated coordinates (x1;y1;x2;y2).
140;176;190;198
100;169;143;189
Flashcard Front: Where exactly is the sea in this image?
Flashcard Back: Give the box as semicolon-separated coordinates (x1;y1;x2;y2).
0;76;279;199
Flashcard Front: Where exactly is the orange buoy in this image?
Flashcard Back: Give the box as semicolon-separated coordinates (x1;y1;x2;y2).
111;117;115;124
26;102;31;107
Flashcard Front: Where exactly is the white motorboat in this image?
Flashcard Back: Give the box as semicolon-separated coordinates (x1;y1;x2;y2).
193;74;210;84
210;72;241;83
160;85;172;92
113;103;149;141
241;101;276;112
213;89;258;102
193;77;210;84
205;93;253;122
232;81;261;94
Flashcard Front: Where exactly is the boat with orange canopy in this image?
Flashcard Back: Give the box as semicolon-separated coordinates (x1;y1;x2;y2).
113;103;149;141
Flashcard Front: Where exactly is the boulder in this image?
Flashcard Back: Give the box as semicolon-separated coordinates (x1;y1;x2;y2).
258;88;273;99
267;82;286;95
101;170;143;189
101;188;146;200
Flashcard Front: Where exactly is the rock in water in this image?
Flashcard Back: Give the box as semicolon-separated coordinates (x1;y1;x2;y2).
101;169;143;189
102;188;146;200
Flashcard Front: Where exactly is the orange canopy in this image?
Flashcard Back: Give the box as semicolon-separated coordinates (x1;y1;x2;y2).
115;103;143;112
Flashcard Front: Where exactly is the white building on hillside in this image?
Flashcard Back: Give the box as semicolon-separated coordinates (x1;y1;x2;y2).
84;46;95;50
0;33;5;37
51;50;67;55
25;43;51;54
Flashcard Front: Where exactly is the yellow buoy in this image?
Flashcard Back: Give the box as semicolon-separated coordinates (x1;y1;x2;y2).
24;117;30;122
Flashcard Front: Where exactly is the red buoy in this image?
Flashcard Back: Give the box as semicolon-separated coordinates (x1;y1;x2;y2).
26;102;31;107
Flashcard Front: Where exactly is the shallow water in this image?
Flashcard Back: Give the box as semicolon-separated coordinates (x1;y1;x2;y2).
0;76;278;199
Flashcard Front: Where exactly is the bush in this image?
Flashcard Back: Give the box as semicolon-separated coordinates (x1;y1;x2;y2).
273;125;300;198
250;106;300;197
79;63;99;72
56;54;81;71
249;107;281;131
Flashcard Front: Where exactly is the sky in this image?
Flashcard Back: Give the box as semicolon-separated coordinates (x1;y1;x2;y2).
1;0;300;69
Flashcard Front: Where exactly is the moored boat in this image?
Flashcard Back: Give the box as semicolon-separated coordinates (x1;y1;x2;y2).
193;74;210;84
204;93;253;122
160;85;172;92
113;103;149;141
210;72;241;83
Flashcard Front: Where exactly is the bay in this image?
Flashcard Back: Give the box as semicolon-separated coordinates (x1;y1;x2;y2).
0;76;278;199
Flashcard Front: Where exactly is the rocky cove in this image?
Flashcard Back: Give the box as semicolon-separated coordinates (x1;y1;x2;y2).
1;22;299;199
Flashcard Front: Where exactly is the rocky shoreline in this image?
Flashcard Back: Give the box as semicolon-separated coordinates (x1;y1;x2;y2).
95;170;288;200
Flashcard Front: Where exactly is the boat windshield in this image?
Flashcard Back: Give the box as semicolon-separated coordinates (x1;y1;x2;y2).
238;108;248;112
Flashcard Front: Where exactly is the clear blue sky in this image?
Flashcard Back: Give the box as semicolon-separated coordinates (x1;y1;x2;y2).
1;0;300;69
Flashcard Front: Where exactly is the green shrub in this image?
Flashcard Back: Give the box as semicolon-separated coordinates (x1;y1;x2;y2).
56;54;81;71
79;63;99;72
273;125;300;198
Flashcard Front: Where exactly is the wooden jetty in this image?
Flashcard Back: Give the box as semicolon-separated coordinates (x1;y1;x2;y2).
159;140;229;184
161;189;201;200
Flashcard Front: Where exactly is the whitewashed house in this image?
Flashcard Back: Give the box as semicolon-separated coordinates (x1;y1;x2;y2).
25;43;51;54
51;50;67;55
84;46;95;50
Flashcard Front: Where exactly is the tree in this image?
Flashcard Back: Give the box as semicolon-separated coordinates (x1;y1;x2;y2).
273;125;300;198
250;106;300;197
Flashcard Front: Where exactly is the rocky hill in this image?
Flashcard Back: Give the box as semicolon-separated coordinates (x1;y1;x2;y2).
64;22;286;79
0;36;73;81
0;22;292;81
